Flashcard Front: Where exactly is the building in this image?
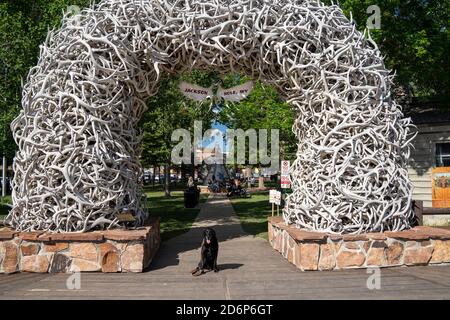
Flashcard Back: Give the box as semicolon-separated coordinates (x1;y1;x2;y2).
407;105;450;226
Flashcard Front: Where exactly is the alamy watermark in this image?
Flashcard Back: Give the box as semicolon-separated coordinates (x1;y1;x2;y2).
366;5;381;30
366;267;381;290
171;121;280;174
66;265;81;290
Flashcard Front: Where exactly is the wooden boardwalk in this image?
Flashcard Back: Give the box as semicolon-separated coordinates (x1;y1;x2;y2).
1;194;450;300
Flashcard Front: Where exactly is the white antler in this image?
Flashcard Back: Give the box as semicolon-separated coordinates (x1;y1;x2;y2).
6;0;415;234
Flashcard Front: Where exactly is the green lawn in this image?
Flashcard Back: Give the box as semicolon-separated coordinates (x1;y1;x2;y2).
147;190;208;241
143;182;188;193
0;191;206;239
0;195;12;220
230;192;274;240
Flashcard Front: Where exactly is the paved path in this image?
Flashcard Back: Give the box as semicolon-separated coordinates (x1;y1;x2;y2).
1;194;450;299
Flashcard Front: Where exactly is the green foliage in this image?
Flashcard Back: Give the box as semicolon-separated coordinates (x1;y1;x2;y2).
140;71;216;167
323;0;449;101
1;0;447;165
0;194;12;218
0;0;97;159
230;192;271;239
218;80;297;162
146;190;208;241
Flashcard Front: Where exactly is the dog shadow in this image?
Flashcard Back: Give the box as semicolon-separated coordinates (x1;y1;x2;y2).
217;263;244;271
192;263;244;276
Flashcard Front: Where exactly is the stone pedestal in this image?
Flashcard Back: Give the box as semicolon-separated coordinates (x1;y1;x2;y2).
268;216;450;271
0;217;160;273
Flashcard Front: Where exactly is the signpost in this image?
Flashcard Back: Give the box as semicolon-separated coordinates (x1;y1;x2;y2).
1;156;6;200
269;189;281;216
281;160;290;189
276;160;291;217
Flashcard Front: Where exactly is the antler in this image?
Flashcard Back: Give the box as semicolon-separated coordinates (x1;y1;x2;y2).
6;0;415;233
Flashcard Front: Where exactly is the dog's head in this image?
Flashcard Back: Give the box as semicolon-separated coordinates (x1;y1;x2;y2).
203;228;216;245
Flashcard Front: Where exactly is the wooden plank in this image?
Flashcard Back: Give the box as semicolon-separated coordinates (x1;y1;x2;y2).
409;171;432;179
407;170;432;177
409;154;432;162
416;124;450;134
410;181;432;188
413;200;423;225
412;194;432;201
423;207;450;215
233;287;450;300
1;265;449;299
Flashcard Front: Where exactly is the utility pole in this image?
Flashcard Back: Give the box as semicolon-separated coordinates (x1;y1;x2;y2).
1;155;5;199
1;66;6;202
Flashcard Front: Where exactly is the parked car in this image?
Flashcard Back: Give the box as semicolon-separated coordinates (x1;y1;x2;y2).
143;173;151;184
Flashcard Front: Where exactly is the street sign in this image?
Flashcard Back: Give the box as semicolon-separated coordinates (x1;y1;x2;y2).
281;175;290;188
269;189;281;216
281;160;290;175
269;189;281;206
281;160;290;188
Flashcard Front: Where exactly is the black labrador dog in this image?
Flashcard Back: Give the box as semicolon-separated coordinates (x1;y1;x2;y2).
191;228;219;276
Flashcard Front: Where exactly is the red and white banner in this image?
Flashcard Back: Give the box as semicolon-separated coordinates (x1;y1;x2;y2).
179;82;212;101
217;81;253;102
179;81;253;102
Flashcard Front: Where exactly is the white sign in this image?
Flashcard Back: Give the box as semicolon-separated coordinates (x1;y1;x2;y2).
179;82;213;101
217;81;254;102
281;160;290;188
269;189;281;206
281;160;290;175
179;81;253;102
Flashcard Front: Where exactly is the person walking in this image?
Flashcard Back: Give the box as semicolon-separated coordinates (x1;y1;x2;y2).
187;176;195;189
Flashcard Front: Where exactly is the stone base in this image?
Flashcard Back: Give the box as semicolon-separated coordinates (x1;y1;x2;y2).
268;216;450;271
0;217;160;273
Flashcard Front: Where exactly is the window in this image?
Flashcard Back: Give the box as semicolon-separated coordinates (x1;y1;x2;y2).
435;143;450;167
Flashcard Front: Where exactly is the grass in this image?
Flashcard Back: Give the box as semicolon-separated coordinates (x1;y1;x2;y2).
146;190;208;241
260;181;279;189
230;192;273;240
0;190;207;239
143;183;188;193
0;195;12;220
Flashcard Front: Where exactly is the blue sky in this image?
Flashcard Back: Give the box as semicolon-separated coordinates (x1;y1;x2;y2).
202;120;229;151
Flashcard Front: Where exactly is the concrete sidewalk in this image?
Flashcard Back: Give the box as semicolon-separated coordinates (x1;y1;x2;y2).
147;193;295;276
1;194;450;299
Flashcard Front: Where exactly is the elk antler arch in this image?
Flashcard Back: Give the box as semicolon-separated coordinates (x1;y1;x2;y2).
6;0;415;233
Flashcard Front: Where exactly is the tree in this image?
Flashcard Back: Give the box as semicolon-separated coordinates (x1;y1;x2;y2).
323;0;449;104
140;71;216;197
0;0;96;160
218;78;298;187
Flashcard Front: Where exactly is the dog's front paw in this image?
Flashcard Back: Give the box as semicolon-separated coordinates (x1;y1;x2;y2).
191;267;199;274
192;268;203;276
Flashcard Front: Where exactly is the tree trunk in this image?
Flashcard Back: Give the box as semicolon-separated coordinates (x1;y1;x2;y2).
164;164;171;197
191;151;195;180
258;165;264;189
181;163;186;184
152;165;156;186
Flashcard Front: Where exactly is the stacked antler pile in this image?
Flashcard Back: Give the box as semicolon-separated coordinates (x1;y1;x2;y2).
6;0;415;233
